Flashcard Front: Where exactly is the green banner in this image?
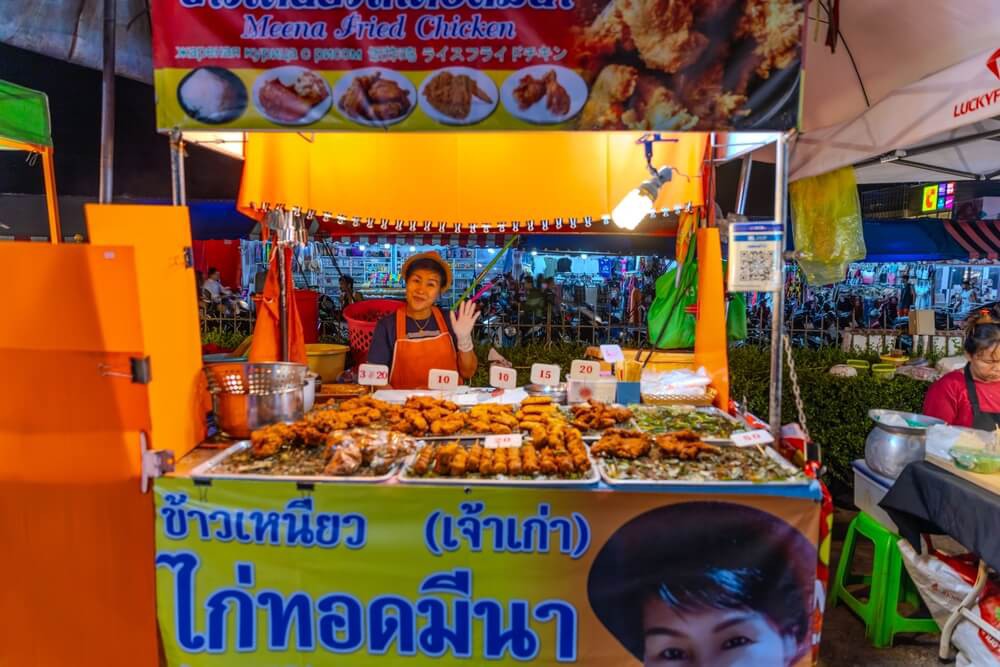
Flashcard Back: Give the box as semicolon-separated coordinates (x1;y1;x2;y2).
0;79;52;148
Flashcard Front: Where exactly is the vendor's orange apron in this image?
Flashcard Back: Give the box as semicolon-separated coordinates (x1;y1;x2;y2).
389;307;460;389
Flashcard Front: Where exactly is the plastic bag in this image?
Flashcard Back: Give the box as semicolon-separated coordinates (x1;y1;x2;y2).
898;540;1000;665
789;166;866;285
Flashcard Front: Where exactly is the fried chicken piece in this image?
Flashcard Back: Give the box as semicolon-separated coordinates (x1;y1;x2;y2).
736;0;804;78
513;74;547;110
574;0;634;80
655;430;721;460
591;429;652;459
554;451;576;474
493;447;509;475
412;445;435;475
543;70;571;116
368;78;407;104
403;409;429;435
292;71;329;106
618;0;708;74
323;443;363;475
539;449;557;475
530;424;548;447
522;444;540;475
507;447;523;475
479;448;495;475
522;396;555;406
431;414;466;436
577;64;638;130
468;444;484;473
423;71;493;120
449;448;469;476
434;442;459;475
522;404;558;415
250;422;297;458
339;73;411;122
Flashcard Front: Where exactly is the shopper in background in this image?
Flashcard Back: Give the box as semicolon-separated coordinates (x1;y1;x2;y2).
339;275;364;308
898;275;915;316
202;267;236;314
958;280;978;318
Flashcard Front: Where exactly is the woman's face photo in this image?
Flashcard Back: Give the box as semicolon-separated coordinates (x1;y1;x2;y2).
641;597;795;667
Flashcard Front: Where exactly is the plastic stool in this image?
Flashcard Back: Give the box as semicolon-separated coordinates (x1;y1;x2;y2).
830;511;939;648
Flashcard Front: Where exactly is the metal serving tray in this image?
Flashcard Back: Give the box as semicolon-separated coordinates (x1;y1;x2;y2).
188;441;401;484
595;445;809;488
630;405;746;443
398;449;600;487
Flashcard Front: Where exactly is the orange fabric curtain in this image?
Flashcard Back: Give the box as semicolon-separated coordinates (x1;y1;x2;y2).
237;132;707;226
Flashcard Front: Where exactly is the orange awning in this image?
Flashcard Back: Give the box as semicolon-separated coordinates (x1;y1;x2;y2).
237;132;706;231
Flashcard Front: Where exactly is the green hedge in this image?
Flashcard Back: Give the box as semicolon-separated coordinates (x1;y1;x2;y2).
475;343;930;486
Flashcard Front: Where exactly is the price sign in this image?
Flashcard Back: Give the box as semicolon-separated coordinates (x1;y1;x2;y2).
530;363;561;386
730;430;775;447
485;433;523;449
358;364;390;386
428;369;460;390
600;344;625;364
489;365;517;389
570;359;601;379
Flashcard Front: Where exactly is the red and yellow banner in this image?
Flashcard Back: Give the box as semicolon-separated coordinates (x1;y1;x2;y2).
150;0;805;132
155;477;821;665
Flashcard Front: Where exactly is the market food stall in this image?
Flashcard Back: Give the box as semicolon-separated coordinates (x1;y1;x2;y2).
2;1;829;665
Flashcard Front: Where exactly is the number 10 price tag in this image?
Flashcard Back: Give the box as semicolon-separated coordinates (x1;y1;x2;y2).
570;359;601;379
358;364;390;386
489;365;517;389
428;369;460;390
730;430;775;447
530;363;561;386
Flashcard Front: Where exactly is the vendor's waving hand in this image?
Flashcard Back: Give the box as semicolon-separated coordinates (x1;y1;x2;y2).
450;300;481;353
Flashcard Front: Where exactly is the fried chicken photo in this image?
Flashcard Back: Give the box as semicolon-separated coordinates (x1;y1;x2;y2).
423;71;494;120
621;74;699;130
574;0;634;79
577;64;638;129
513;73;547;110
618;0;709;74
543;70;571;116
338;72;412;122
736;0;804;78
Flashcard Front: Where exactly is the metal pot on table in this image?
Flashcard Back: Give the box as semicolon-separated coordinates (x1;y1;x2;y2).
204;362;308;439
865;409;944;479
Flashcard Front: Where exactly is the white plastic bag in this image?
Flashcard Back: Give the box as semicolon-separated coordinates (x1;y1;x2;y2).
898;540;1000;665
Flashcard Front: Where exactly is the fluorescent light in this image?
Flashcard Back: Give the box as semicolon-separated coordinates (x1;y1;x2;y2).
581;254;588;259
383;243;390;249
531;250;538;256
409;245;416;252
359;245;366;251
488;248;495;254
611;188;655;231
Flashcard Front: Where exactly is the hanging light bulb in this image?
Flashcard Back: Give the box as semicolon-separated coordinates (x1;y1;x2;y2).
612;166;672;231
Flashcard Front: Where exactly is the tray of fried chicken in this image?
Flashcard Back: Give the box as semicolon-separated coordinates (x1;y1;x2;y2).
400;425;598;486
191;425;419;483
562;401;636;437
591;428;806;486
382;396;522;439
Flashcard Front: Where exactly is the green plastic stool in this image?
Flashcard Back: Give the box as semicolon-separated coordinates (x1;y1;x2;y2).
830;511;939;647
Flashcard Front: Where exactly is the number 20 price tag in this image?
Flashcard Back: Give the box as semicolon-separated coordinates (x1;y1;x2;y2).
428;369;460;390
358;364;390;386
489;365;517;389
530;363;561;386
730;430;775;447
570;359;601;379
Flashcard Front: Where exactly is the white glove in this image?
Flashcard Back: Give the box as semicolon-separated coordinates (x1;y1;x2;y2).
450;300;481;352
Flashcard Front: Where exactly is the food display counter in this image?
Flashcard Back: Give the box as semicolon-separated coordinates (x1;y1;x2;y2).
157;392;824;666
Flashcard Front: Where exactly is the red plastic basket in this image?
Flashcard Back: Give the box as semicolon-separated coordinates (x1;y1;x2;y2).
343;299;405;365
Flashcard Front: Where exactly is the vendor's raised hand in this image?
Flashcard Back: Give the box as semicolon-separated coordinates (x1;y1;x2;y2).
450;300;481;351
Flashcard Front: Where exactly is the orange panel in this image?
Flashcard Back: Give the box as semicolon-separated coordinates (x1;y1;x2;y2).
693;227;730;409
86;204;206;456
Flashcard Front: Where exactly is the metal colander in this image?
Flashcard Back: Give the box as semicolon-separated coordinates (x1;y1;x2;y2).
203;362;308;438
204;362;307;396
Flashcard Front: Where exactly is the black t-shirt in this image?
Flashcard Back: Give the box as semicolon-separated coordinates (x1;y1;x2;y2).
366;311;458;367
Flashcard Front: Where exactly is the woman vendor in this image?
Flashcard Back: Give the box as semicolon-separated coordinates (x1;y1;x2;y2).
366;251;479;389
923;308;1000;428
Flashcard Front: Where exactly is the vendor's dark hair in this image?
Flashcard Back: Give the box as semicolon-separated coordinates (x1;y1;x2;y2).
405;258;446;284
587;502;814;662
964;305;1000;355
340;275;355;288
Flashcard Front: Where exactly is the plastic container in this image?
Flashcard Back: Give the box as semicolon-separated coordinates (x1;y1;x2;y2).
879;353;909;367
847;359;871;374
872;363;896;380
344;299;405;365
852;459;898;532
950;446;1000;474
305;343;349;382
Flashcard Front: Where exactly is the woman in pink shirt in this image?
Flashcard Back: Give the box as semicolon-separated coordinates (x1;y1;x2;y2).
923;308;1000;429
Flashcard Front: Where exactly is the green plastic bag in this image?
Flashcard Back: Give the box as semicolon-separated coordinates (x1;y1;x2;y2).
647;243;748;349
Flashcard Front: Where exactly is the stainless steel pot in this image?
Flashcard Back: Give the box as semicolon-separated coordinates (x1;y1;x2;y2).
204;362;307;439
864;409;944;479
525;383;568;405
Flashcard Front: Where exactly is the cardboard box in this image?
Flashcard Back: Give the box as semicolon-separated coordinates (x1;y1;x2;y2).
909;309;936;336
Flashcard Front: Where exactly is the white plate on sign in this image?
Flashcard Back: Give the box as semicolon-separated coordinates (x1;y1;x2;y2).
332;67;417;128
251;66;332;126
418;67;499;126
500;65;586;125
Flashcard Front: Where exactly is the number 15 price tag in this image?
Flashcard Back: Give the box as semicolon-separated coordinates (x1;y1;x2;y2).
489;365;517;389
428;369;460;390
530;363;561;386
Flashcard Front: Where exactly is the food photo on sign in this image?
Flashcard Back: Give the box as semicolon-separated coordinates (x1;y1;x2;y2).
151;0;805;131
